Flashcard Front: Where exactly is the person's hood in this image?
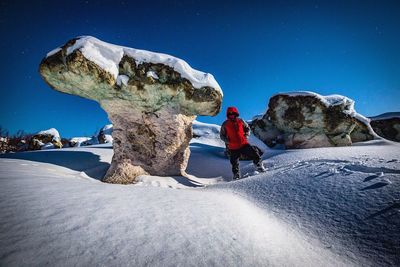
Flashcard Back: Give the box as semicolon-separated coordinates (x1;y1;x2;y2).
226;106;239;117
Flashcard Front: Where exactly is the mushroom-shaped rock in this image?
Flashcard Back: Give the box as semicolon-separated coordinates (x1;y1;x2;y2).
39;36;223;184
251;92;376;149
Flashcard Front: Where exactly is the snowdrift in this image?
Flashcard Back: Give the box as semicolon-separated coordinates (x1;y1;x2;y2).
0;121;399;266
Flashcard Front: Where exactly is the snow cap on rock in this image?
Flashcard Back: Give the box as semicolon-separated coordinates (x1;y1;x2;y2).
40;36;222;116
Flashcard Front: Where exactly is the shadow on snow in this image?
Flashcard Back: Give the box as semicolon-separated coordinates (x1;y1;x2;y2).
0;150;109;181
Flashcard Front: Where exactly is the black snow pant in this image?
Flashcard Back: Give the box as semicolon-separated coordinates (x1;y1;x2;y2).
229;144;261;175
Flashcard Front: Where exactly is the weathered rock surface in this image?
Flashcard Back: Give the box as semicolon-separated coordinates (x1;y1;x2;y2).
39;36;222;184
369;113;400;142
28;128;63;150
251;92;375;149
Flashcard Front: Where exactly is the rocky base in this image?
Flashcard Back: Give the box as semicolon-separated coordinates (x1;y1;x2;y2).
101;104;195;184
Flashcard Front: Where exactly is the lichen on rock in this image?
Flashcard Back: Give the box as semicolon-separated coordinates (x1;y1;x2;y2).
39;36;222;184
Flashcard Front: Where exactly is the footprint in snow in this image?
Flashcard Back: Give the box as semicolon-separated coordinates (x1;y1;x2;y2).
314;171;335;178
363;172;384;182
243;171;259;178
361;179;391;191
344;165;400;175
366;201;400;219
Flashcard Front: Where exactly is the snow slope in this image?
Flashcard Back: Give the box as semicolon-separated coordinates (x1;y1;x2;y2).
0;121;399;266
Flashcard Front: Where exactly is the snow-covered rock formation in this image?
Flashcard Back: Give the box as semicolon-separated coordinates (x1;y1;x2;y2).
97;124;113;144
39;36;223;184
251;92;375;149
369;112;400;142
28;128;62;150
0;137;8;154
69;136;99;147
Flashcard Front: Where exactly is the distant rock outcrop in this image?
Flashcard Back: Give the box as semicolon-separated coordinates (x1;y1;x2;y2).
0;137;8;154
369;113;400;142
28;128;63;150
39;36;222;184
98;124;113;144
251;92;375;149
60;138;70;148
69;136;99;147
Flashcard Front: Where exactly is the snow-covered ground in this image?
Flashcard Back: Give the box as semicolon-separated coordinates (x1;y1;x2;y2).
0;122;399;266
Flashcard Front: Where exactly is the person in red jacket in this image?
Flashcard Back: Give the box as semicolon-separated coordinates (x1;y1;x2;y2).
220;106;266;180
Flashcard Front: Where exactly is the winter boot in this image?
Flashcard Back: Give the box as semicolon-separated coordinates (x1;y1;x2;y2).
233;172;241;180
255;161;267;172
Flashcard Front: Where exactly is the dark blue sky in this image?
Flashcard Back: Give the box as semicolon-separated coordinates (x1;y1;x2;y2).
1;0;399;138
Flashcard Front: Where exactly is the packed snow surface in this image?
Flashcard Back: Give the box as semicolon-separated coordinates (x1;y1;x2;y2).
0;121;399;266
51;36;222;95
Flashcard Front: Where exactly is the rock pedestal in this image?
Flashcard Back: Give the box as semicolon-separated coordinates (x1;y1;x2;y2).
39;36;222;183
101;104;196;183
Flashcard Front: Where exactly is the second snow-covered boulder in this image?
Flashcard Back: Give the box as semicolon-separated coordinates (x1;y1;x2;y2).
251;92;375;149
39;36;223;184
369;113;400;142
28;128;63;150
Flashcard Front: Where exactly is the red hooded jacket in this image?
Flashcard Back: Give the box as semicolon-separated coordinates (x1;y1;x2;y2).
220;107;250;150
